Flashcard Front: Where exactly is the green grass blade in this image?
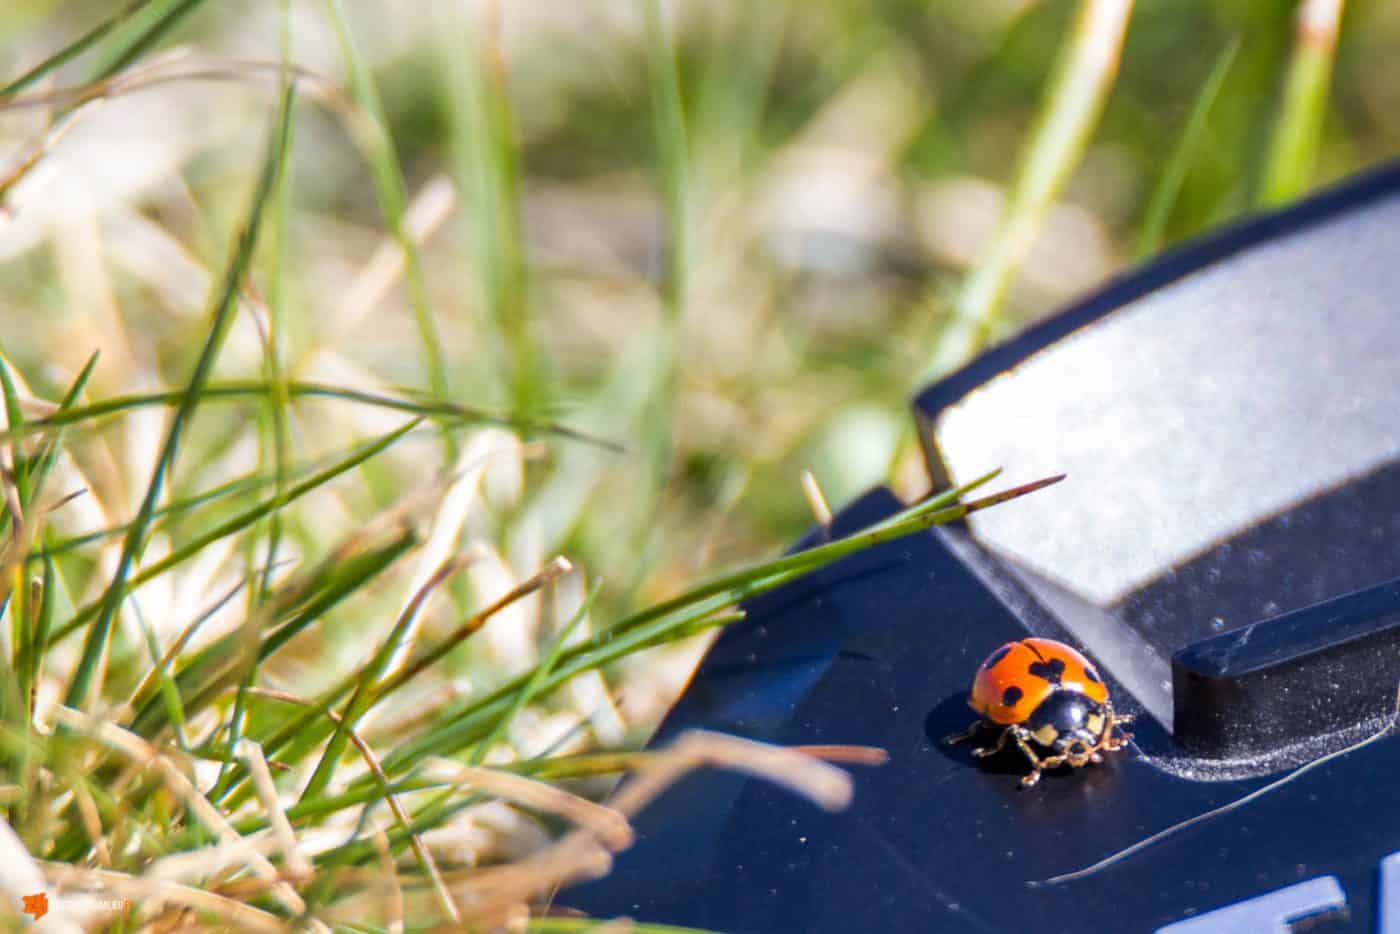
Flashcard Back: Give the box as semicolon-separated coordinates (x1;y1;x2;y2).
28;351;100;509
1136;39;1239;258
37;457;292;561
467;579;602;766
10;357;94;730
221;15;298;796
13;553;54;792
135;603;187;747
127;565;266;724
34;433;398;564
311;786;486;869
15;553;53;719
644;0;691;321
628;0;693;576
299;555;469;802
127;526;418;738
214;733;782;842
924;0;1135;378
81;0;209;84
241;558;569;807
581;470;1006;640
0;1;151;97
630;608;743;651
260;7;297;602
369;472;1057;779
5;569;31;728
50;418;420;646
63;82;296;711
0;355;32;507
223;774;443;836
3;379;614;451
439;1;535;417
320;0;453;460
33;431;421;566
1258;0;1347;206
33;553;55;690
232;471;1033;813
257;532;420;665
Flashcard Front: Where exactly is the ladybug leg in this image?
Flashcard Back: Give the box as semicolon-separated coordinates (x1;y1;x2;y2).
943;719;986;746
970;726;1012;759
1103;703;1136;750
1036;750;1075;772
1007;726;1048;787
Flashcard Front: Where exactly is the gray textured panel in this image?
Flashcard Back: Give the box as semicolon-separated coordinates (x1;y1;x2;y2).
936;190;1400;607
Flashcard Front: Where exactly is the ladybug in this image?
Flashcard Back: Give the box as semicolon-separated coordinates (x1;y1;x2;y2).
945;638;1133;787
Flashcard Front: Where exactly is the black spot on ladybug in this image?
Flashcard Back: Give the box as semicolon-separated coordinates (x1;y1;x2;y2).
1083;665;1101;684
983;645;1013;670
1002;686;1023;707
1028;658;1066;684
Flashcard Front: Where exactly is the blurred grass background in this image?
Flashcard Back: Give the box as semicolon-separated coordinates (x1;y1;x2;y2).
0;0;1396;928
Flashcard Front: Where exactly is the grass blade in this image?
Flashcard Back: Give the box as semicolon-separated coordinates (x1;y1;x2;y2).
924;0;1135;378
1258;0;1347;206
320;0;453;459
0;355;32;508
1136;39;1239;258
223;15;298;794
27;351;100;510
644;0;691;321
225;557;575;810
81;0;209;84
468;579;603;766
298;555;472;802
259;6;298;602
126;526;419;739
37;454;298;561
439;0;535;417
49;418;421;645
0;1;151;98
16;553;53;722
624;0;693;590
236;473;1035;813
13;555;54;796
3;379;615;451
371;472;1058;780
63;82;296;711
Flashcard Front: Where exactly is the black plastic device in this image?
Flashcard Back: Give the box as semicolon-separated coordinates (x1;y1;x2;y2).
569;161;1400;933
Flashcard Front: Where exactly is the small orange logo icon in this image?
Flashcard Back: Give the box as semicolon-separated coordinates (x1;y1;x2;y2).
21;892;48;920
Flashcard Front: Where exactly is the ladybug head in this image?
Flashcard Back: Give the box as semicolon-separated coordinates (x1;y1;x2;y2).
1024;690;1108;765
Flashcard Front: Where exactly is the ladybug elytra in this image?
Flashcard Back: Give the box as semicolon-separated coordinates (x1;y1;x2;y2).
945;637;1133;787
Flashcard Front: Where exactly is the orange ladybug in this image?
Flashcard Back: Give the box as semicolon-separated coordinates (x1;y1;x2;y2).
945;638;1133;787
